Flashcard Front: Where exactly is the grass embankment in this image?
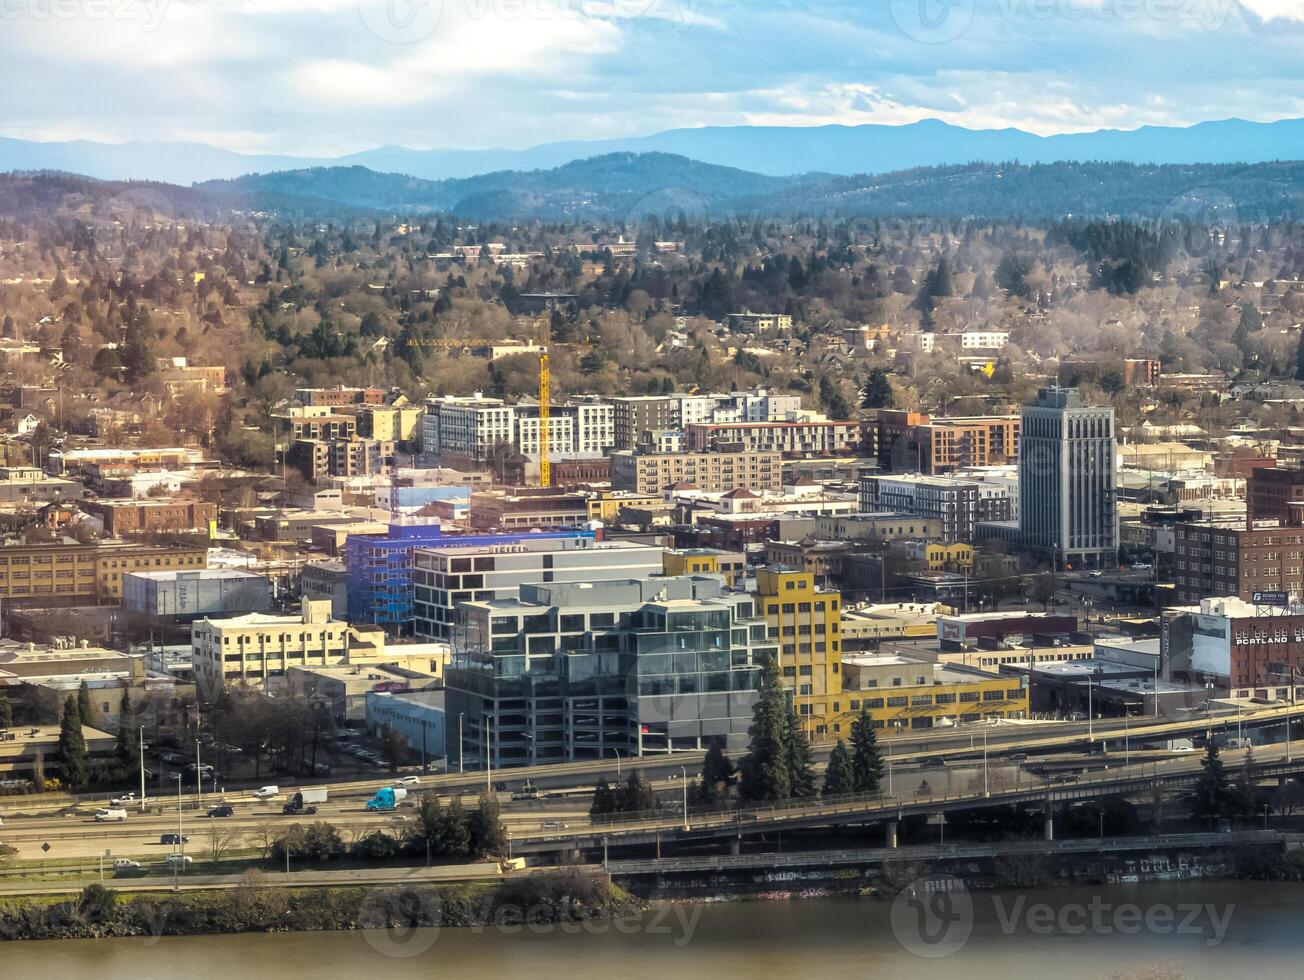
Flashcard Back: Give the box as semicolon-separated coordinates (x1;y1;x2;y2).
0;871;641;941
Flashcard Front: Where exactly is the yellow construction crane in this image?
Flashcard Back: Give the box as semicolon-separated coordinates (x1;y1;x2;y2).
538;316;551;489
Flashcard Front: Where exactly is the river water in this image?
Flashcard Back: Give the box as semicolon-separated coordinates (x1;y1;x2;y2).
4;881;1303;979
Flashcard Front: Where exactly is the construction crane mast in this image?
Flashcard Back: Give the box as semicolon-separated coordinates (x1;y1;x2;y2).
538;316;551;488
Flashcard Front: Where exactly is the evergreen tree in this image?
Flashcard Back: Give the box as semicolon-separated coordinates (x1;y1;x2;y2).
439;796;471;857
417;792;445;852
589;776;616;818
468;793;507;857
1233;302;1263;350
740;656;792;802
860;368;895;409
784;710;817;798
58;695;88;789
77;681;93;727
822;739;855;796
696;742;738;806
617;772;658;816
849;708;886;793
1190;740;1235;824
1294;328;1304;382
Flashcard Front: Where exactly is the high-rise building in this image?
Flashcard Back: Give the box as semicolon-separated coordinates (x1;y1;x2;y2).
412;534;664;639
754;566;844;739
1019;387;1118;569
445;576;769;768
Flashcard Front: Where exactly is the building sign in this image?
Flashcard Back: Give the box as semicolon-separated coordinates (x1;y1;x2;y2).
1254;591;1290;606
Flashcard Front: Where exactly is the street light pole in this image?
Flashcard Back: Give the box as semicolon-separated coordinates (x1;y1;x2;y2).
458;714;464;774
609;747;622;776
195;738;202;809
679;766;688;828
138;726;146;813
172;773;183;891
983;728;989;797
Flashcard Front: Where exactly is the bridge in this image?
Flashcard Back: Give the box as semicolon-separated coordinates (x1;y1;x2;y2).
508;741;1304;855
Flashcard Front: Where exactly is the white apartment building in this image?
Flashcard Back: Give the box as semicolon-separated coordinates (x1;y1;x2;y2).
516;413;576;458
422;393;516;466
412;537;665;639
960;330;1012;350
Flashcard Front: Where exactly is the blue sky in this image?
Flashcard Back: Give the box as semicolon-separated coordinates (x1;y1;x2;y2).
3;0;1304;155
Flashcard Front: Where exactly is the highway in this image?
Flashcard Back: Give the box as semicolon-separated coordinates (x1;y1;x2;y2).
3;701;1299;865
506;739;1304;853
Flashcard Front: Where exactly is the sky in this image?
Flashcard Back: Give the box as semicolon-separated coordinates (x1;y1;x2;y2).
3;0;1304;156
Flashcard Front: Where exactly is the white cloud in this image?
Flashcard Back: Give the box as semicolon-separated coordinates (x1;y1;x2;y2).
1238;0;1304;22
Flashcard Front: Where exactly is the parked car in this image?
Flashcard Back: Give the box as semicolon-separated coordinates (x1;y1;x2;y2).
159;833;190;845
207;804;235;818
112;858;141;870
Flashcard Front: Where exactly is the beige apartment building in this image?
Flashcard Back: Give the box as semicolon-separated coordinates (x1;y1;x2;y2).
610;449;783;495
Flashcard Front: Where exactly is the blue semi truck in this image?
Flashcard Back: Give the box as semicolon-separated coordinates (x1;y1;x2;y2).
365;786;408;811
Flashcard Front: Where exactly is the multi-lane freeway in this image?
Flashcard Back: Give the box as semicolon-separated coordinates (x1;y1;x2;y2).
3;701;1300;867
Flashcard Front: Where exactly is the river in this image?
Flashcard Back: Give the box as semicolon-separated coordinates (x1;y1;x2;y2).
3;881;1303;979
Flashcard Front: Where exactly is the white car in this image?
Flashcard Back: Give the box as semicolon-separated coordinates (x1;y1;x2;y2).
251;786;279;799
110;793;137;806
164;853;193;866
94;808;128;822
394;776;421;786
113;858;141;870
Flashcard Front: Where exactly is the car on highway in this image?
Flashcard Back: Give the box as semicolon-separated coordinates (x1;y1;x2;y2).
919;756;947;769
1050;773;1080;784
1008;753;1030;763
159;833;190;845
112;858;141;871
251;786;279;799
394;775;421;786
110;793;137;806
207;804;235;818
94;808;127;822
164;854;193;866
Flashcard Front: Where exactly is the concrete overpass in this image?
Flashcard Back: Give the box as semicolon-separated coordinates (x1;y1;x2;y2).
508;741;1304;855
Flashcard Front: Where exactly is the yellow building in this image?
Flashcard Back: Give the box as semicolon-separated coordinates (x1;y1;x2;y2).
841;602;944;645
358;405;423;443
95;544;208;600
905;541;974;572
0;540;206;604
585;490;663;523
663;548;747;588
755;566;843;738
836;655;1028;735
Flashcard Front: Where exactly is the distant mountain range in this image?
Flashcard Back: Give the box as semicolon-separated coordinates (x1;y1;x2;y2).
5;117;1304;185
5;156;1304;223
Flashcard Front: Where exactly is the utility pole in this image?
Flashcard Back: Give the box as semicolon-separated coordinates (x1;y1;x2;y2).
138;726;146;813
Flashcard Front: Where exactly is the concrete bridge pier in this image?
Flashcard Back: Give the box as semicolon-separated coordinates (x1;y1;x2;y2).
885;819;898;848
729;836;741;856
1044;810;1055;841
